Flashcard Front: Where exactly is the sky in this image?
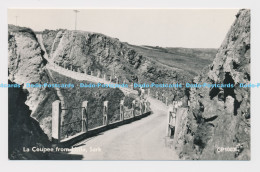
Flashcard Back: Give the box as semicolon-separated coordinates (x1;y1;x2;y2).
8;9;239;48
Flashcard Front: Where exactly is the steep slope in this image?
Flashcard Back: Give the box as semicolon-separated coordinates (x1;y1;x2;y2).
8;80;51;160
8;25;144;140
40;29;216;102
8;80;84;160
8;22;218;148
8;25;49;112
174;9;250;160
8;25;58;138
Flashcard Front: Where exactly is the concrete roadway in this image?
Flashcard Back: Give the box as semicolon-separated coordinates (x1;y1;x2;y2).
69;97;178;160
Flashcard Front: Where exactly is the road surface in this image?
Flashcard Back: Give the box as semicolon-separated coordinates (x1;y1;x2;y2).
68;97;178;160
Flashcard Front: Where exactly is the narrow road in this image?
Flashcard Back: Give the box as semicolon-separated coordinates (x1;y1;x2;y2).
69;97;178;160
36;33;137;95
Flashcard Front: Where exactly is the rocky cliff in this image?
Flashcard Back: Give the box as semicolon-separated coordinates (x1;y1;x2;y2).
174;9;250;160
8;25;127;140
8;25;49;113
41;29;204;101
8;80;51;160
8;25;58;138
8;25;147;140
8;23;217;150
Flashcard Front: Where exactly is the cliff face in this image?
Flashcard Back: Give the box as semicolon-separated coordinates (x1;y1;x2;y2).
43;29;146;78
7;22;218;151
8;25;59;139
8;25;147;140
8;25;50;113
174;9;250;160
8;80;83;160
41;29;193;101
8;80;51;160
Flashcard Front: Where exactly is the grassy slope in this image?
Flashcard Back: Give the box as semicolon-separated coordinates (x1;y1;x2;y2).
128;44;217;76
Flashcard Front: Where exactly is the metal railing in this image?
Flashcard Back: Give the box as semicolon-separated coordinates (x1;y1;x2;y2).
61;119;82;139
51;99;151;143
47;62;138;95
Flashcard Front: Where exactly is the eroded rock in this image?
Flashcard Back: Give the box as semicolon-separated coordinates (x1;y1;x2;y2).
174;9;251;160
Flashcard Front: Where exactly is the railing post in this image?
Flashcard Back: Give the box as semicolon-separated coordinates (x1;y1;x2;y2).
103;101;109;126
166;107;171;137
140;101;143;115
52;100;61;143
140;88;145;99
132;100;136;117
103;74;106;80
70;65;73;71
166;97;168;106
144;100;147;113
82;101;88;132
116;77;119;84
166;106;176;138
162;93;165;102
97;71;101;78
120;99;124;121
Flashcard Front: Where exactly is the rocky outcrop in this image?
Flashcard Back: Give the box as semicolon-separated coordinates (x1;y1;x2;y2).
8;80;51;160
7;22;217;149
42;30;145;75
41;29;192;101
8;25;145;140
8;25;59;139
8;80;83;160
174;9;250;160
8;25;49;113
